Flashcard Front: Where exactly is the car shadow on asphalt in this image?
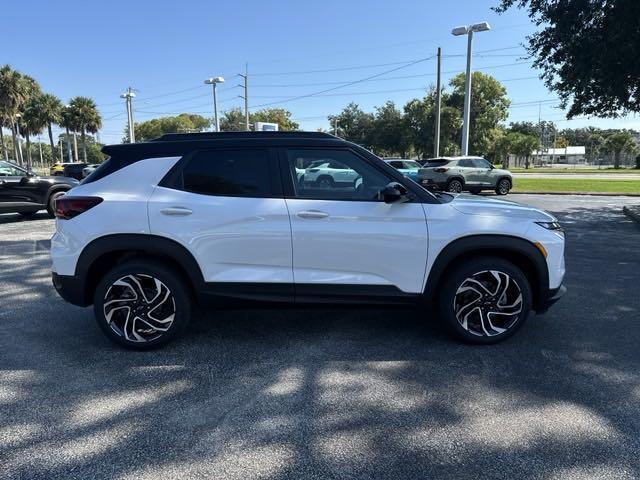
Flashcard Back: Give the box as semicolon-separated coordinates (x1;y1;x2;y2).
0;203;639;479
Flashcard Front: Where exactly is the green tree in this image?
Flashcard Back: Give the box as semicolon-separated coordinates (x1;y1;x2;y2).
31;93;63;163
252;108;299;131
370;101;411;157
496;0;640;118
20;94;47;170
447;72;510;155
0;65;38;164
327;103;375;147
68;96;101;162
130;113;211;142
603;131;636;168
403;89;461;158
219;108;245;132
509;132;540;169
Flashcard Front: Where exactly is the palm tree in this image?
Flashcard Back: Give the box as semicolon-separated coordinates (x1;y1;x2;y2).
0;65;36;165
59;106;76;162
21;96;47;170
68;96;101;162
31;93;63;163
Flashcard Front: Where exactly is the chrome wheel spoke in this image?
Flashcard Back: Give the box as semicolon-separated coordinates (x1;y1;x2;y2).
454;269;523;337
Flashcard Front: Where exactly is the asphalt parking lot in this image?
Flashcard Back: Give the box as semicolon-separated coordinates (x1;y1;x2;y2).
1;194;639;480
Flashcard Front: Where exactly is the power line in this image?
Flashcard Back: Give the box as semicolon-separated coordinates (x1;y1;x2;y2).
249;55;438;109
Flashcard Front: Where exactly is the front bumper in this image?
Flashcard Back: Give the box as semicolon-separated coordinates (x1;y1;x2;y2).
52;272;90;307
535;284;567;314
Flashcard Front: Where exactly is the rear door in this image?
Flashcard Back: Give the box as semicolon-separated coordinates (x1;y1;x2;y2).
148;147;293;298
457;159;479;185
281;147;428;295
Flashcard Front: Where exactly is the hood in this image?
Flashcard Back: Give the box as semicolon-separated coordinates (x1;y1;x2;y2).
450;194;555;221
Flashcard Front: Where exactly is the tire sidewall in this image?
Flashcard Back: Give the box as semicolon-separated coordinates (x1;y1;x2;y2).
495;178;511;195
93;260;192;350
46;190;67;217
447;178;464;193
437;257;532;344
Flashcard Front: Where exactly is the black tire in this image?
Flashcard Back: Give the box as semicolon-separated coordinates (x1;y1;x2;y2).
495;178;511;196
93;260;192;350
316;176;334;188
437;256;532;344
446;178;464;193
46;190;67;218
18;210;39;218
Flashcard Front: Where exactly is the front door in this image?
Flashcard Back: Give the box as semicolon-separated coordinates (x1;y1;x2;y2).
282;148;428;295
0;161;40;209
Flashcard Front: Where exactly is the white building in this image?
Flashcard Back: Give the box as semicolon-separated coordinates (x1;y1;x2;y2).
531;146;586;165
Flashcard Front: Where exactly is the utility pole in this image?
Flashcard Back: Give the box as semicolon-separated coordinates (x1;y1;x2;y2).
121;87;136;143
434;47;442;157
59;139;63;162
238;64;249;130
334;118;338;136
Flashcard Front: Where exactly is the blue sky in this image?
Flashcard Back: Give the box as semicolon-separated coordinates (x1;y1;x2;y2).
4;0;638;143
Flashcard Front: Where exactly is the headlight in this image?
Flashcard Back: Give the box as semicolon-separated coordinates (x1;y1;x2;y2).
535;221;563;231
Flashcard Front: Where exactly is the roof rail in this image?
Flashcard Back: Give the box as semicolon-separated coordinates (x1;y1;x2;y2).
150;131;335;142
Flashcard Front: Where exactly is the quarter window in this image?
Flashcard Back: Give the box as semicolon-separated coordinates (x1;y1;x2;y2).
180;149;271;197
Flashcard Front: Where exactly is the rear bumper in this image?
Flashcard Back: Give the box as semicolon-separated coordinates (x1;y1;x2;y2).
52;272;90;307
535;284;566;314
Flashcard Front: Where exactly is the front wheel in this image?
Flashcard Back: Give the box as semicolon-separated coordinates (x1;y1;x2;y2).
437;256;532;344
495;178;511;195
93;260;192;349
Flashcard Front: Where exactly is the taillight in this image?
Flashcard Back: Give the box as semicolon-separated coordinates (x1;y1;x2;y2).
54;196;103;220
434;167;449;173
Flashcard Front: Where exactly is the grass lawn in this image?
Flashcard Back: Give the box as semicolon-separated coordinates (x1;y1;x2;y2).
510;167;639;174
512;177;640;194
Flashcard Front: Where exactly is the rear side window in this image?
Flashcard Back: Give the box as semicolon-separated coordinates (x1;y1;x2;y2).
423;160;449;167
180;149;271;197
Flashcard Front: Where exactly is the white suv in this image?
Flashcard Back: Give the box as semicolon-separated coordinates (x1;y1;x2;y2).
50;132;565;349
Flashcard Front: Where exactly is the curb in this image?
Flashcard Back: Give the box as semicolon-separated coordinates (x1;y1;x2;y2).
623;206;640;223
509;191;640;197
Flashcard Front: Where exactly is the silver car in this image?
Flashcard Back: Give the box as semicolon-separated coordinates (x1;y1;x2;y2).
417;156;513;195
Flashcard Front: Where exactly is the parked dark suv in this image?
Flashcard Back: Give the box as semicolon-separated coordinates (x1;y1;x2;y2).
62;163;89;180
0;161;78;217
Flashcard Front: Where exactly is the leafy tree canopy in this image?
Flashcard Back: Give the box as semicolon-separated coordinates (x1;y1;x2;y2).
495;0;640;117
128;113;210;142
220;108;299;132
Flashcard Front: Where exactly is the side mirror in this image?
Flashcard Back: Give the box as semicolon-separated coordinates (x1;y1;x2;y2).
379;182;409;204
489;164;495;170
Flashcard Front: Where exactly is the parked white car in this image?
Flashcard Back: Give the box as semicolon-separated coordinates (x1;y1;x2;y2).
51;131;565;349
302;159;360;188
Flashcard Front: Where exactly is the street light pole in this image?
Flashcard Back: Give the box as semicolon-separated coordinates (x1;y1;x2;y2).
452;22;490;156
204;77;225;132
434;47;442;157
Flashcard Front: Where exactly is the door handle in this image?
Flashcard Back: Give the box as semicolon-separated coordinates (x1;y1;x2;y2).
160;207;192;216
297;210;329;219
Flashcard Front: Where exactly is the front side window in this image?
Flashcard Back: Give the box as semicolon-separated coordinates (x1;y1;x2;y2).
181;149;271;197
0;161;26;177
473;158;492;169
287;149;393;201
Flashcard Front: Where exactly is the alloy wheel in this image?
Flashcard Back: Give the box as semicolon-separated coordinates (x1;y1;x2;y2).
103;274;176;343
453;270;523;337
498;180;510;195
448;180;463;193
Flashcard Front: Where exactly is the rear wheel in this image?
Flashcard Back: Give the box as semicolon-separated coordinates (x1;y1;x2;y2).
316;176;334;189
495;178;511;195
46;190;66;218
437;256;532;344
93;260;192;349
446;178;464;193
